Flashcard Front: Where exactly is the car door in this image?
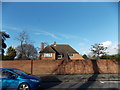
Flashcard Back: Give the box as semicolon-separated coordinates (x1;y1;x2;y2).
0;70;4;89
1;70;19;89
0;78;2;90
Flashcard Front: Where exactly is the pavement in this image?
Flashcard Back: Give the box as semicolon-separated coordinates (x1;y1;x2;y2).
39;81;120;90
38;73;120;82
37;74;120;90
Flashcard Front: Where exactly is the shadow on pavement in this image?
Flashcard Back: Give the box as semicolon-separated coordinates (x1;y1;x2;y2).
77;60;119;90
38;75;62;90
76;88;119;90
77;60;100;89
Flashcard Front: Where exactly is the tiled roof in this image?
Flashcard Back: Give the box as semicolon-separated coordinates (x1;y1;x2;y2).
40;44;78;54
51;44;78;54
40;45;55;53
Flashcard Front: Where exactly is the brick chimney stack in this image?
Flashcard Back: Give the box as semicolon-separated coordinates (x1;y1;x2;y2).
54;41;56;46
40;42;44;51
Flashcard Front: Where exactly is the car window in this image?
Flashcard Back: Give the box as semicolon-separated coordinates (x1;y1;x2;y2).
13;69;28;76
0;70;17;79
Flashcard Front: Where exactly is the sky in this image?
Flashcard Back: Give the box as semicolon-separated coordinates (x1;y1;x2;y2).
2;0;119;2
2;2;118;55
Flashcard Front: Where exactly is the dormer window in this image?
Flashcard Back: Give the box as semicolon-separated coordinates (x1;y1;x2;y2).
57;55;62;59
68;53;74;57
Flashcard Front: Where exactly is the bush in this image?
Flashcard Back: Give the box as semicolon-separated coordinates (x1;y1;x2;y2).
3;56;15;60
100;54;120;61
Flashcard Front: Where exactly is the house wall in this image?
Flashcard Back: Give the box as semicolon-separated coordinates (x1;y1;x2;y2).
70;54;84;60
40;53;56;60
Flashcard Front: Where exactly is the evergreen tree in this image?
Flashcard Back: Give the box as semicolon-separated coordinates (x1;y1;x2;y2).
4;46;16;60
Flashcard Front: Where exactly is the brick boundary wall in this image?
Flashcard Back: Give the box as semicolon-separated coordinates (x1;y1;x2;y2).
1;59;119;75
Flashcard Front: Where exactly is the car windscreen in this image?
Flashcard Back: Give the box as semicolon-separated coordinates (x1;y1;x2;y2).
13;69;28;76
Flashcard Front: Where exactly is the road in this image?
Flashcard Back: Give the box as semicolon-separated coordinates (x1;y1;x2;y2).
39;81;120;90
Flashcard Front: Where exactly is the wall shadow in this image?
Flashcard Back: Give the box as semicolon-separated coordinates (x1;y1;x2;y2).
77;60;100;89
52;60;69;74
38;75;62;90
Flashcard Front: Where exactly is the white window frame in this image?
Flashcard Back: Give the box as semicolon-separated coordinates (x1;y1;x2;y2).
68;53;74;57
57;55;62;59
44;53;52;57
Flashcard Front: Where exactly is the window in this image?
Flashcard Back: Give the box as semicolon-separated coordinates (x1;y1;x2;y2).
44;53;52;57
68;53;74;57
13;69;28;76
0;70;17;79
57;55;62;59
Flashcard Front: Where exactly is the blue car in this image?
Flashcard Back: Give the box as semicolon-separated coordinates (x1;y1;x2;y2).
0;68;41;90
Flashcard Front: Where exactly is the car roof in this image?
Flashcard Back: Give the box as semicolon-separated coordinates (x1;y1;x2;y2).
0;68;20;71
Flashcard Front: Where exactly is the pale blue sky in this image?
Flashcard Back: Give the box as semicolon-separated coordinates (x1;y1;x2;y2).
2;2;118;55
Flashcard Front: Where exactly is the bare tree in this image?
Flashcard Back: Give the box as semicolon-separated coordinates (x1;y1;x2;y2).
15;30;31;59
16;30;29;44
15;44;38;60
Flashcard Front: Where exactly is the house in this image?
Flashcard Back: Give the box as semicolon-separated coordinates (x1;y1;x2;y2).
39;42;84;60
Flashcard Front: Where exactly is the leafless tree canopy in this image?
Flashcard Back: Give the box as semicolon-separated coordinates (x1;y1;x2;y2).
15;30;29;45
15;30;37;60
15;44;38;60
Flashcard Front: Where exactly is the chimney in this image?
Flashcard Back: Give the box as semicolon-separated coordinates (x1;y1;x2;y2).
54;41;56;46
40;42;44;51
